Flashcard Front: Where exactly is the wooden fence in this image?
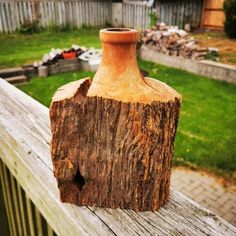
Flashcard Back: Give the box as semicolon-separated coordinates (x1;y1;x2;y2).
156;0;203;29
0;0;112;33
0;0;205;33
122;0;204;30
201;0;225;29
122;1;152;30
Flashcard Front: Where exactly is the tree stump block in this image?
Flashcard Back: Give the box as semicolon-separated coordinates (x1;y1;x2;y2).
50;29;181;211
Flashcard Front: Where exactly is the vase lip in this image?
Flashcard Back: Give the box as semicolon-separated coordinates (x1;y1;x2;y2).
100;28;138;44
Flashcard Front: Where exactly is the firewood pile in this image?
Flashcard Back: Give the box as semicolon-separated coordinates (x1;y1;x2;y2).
140;23;208;60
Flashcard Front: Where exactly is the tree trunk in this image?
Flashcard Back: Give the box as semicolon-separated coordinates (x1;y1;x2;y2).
50;81;181;211
50;29;181;211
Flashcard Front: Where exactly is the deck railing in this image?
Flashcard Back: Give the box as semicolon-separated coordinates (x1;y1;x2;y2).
0;159;55;236
0;78;236;235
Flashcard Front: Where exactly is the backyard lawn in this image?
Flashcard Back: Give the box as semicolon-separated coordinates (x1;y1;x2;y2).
18;61;236;182
0;28;100;69
1;29;235;182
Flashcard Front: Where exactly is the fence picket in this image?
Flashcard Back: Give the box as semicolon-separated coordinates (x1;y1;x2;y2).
6;2;12;33
39;2;44;27
1;3;8;33
11;2;17;31
0;4;3;32
58;1;61;26
78;1;82;28
18;2;23;25
23;1;27;21
61;1;65;26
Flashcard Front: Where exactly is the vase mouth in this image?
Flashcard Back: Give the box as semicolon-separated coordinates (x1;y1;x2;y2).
100;28;138;44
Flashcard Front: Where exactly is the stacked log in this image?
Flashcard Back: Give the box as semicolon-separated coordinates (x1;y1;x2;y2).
140;24;208;60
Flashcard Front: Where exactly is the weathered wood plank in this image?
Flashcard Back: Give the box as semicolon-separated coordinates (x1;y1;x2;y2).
1;2;8;33
39;2;45;27
4;3;10;33
35;207;43;236
22;1;27;22
16;182;28;236
9;172;23;236
77;1;82;28
0;78;236;235
18;2;24;25
4;163;19;234
61;1;65;26
0;3;3;32
27;1;32;23
68;1;72;26
26;196;36;236
9;2;15;32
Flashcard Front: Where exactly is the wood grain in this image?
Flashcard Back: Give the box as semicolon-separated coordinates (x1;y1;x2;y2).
50;78;181;211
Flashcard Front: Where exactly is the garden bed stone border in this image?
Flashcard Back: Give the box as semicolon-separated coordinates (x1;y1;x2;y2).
138;46;236;84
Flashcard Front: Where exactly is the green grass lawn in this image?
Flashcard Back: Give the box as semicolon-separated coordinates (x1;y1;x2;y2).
0;28;100;68
18;61;236;181
1;29;235;181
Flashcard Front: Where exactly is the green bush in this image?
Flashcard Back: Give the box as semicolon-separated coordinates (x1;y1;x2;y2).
224;0;236;38
149;12;158;27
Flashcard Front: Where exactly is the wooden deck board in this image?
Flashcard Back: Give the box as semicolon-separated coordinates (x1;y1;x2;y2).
0;78;236;236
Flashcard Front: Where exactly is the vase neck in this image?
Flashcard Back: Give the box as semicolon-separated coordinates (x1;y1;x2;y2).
87;28;145;101
97;41;142;83
87;28;181;103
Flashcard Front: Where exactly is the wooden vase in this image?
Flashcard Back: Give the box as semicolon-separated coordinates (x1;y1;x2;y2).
50;28;181;211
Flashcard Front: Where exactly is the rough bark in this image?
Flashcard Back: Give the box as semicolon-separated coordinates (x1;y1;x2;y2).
50;78;181;211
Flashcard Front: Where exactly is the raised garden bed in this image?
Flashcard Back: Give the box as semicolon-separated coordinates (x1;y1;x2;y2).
139;46;236;84
48;58;80;75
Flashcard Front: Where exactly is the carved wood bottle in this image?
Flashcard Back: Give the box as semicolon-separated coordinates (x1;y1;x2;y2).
50;28;181;211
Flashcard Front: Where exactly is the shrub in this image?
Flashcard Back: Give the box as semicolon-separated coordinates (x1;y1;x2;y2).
224;0;236;38
149;11;158;27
